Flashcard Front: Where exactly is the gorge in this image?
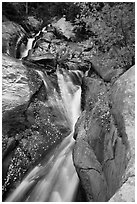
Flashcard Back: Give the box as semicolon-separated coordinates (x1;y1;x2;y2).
2;2;135;202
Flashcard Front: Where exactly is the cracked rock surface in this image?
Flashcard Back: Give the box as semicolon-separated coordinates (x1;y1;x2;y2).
2;21;26;57
109;66;135;201
73;66;135;202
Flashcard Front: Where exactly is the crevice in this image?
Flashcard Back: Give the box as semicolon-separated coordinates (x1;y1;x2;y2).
80;167;102;175
122;174;135;185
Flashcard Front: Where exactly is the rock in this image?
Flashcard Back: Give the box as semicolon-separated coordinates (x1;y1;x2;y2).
2;54;41;197
109;65;135;201
91;55;124;82
2;21;26;57
73;77;111;201
109;176;135;202
63;59;90;73
22;16;42;32
33;32;55;52
73;68;134;201
52;17;75;40
28;32;56;61
33;38;51;53
42;32;55;42
24;52;57;73
2;54;43;153
2;55;31;113
2;55;43;113
2;55;71;200
28;52;55;61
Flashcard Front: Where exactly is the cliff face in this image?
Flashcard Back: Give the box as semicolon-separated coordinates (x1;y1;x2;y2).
73;66;135;201
109;66;135;201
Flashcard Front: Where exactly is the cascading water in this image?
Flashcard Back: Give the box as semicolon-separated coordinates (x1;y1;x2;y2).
20;37;35;59
6;67;82;202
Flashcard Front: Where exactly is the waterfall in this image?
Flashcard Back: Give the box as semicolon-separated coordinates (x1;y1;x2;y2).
57;68;82;131
6;68;82;202
20;37;35;59
19;30;43;59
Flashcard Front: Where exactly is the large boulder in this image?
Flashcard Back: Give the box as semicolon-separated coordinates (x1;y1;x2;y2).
109;65;135;201
73;76;112;201
73;66;135;201
2;21;26;57
22;16;42;32
2;55;35;114
52;17;75;40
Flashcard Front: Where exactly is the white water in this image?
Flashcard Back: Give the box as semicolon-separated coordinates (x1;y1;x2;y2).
35;31;41;37
42;26;47;32
6;68;82;202
20;37;35;59
57;68;81;131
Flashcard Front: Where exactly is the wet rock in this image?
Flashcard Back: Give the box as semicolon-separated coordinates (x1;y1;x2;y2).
2;55;38;198
2;55;71;200
30;35;92;74
109;65;135;201
73;69;134;201
28;52;55;64
33;39;51;54
23;54;57;74
2;93;70;200
28;38;91;73
2;21;26;57
27;31;57;68
31;32;55;56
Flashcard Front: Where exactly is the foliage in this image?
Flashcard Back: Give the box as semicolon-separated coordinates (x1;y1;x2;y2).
2;2;31;21
73;2;135;70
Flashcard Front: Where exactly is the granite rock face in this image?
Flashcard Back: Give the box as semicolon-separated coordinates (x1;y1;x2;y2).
3;55;33;113
2;21;26;57
73;66;135;202
109;66;135;201
90;55;124;82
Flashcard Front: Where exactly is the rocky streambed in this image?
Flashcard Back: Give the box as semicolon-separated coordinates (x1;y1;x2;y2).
2;16;135;202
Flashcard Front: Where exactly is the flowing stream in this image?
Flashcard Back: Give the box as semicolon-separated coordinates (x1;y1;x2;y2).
6;38;82;201
20;37;35;59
